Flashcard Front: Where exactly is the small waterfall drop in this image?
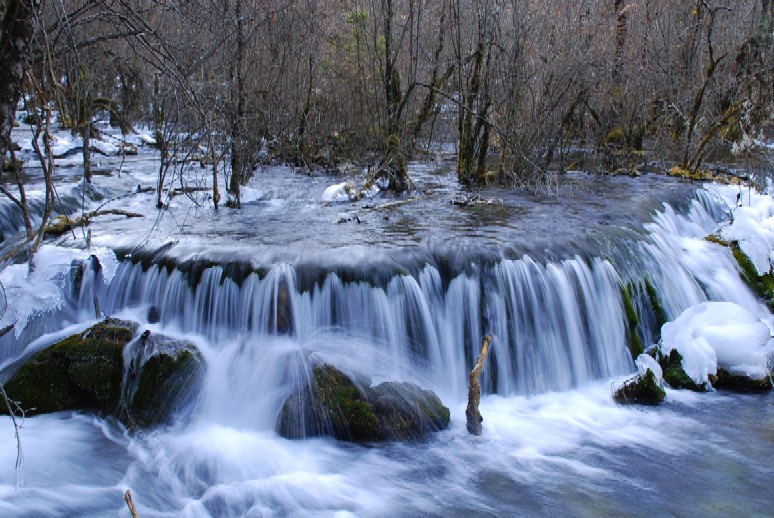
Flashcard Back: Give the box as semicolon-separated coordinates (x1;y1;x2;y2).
4;184;766;420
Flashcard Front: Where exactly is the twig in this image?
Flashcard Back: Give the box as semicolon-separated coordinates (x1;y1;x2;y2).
124;489;140;518
0;382;25;490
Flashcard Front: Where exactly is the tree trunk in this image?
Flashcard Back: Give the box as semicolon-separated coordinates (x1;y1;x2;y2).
381;0;409;191
81;123;92;183
0;0;36;158
228;0;246;207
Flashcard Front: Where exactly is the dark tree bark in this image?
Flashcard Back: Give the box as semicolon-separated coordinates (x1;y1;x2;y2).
0;0;37;158
228;0;246;207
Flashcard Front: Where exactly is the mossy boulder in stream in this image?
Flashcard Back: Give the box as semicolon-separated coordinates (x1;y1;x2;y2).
0;319;137;415
650;347;709;392
276;364;450;442
123;332;205;428
710;367;773;392
1;319;205;428
613;369;666;405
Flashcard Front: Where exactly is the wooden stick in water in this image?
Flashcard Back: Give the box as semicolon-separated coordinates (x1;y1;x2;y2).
466;335;493;436
124;489;139;518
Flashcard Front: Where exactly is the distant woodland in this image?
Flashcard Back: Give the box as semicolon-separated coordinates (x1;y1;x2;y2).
1;1;773;199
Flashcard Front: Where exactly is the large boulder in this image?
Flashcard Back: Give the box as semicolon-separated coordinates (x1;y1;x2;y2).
1;319;136;415
1;319;205;428
123;332;205;427
276;364;450;442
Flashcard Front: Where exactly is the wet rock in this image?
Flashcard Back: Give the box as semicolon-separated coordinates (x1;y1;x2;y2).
124;332;205;427
0;319;137;416
1;319;205;428
710;367;773;392
276;364;450;442
147;305;161;324
372;381;451;440
650;347;708;392
613;369;666;405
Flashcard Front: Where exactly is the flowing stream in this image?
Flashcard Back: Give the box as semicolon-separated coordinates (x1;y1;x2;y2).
0;172;773;517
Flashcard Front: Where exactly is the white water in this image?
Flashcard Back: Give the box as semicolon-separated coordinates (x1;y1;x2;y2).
1;185;773;516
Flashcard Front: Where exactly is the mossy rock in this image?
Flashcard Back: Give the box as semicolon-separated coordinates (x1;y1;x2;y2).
277;364;380;441
710;368;773;393
613;369;666;405
1;320;205;429
371;381;451;440
730;241;774;302
276;364;450;442
705;233;730;247
644;277;667;333
1;319;137;416
650;348;708;392
125;333;205;428
621;283;644;359
312;364;381;441
669;166;710;182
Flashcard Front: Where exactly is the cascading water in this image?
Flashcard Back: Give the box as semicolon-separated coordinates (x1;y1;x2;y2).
1;183;773;517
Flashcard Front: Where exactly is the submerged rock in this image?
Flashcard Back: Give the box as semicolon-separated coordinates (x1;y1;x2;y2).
0;319;205;428
276;364;450;442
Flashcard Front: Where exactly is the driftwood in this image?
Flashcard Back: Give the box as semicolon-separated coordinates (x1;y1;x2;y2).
45;209;143;237
466;335;493;436
124;489;140;518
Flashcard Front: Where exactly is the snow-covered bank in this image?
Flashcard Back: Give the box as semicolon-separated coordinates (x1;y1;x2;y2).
661;301;773;386
0;246;117;339
650;183;774;391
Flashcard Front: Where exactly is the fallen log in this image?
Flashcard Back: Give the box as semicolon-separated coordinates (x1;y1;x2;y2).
45;209;143;237
466;335;493;436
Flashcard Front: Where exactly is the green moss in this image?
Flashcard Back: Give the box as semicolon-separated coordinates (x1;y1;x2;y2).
130;350;197;426
644;277;667;331
705;233;730;247
621;283;644;359
653;348;708;392
313;365;381;441
731;241;774;302
614;369;666;405
2;319;135;415
278;365;450;442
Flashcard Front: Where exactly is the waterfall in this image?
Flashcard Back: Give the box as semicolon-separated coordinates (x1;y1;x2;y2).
5;185;766;407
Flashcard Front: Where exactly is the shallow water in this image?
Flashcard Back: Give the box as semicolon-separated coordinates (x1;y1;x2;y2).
0;385;771;517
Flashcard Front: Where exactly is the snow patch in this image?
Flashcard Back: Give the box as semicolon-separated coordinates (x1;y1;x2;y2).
322;181;359;203
660;301;774;385
713;185;774;275
635;353;663;382
0;245;117;337
90;138;119;156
